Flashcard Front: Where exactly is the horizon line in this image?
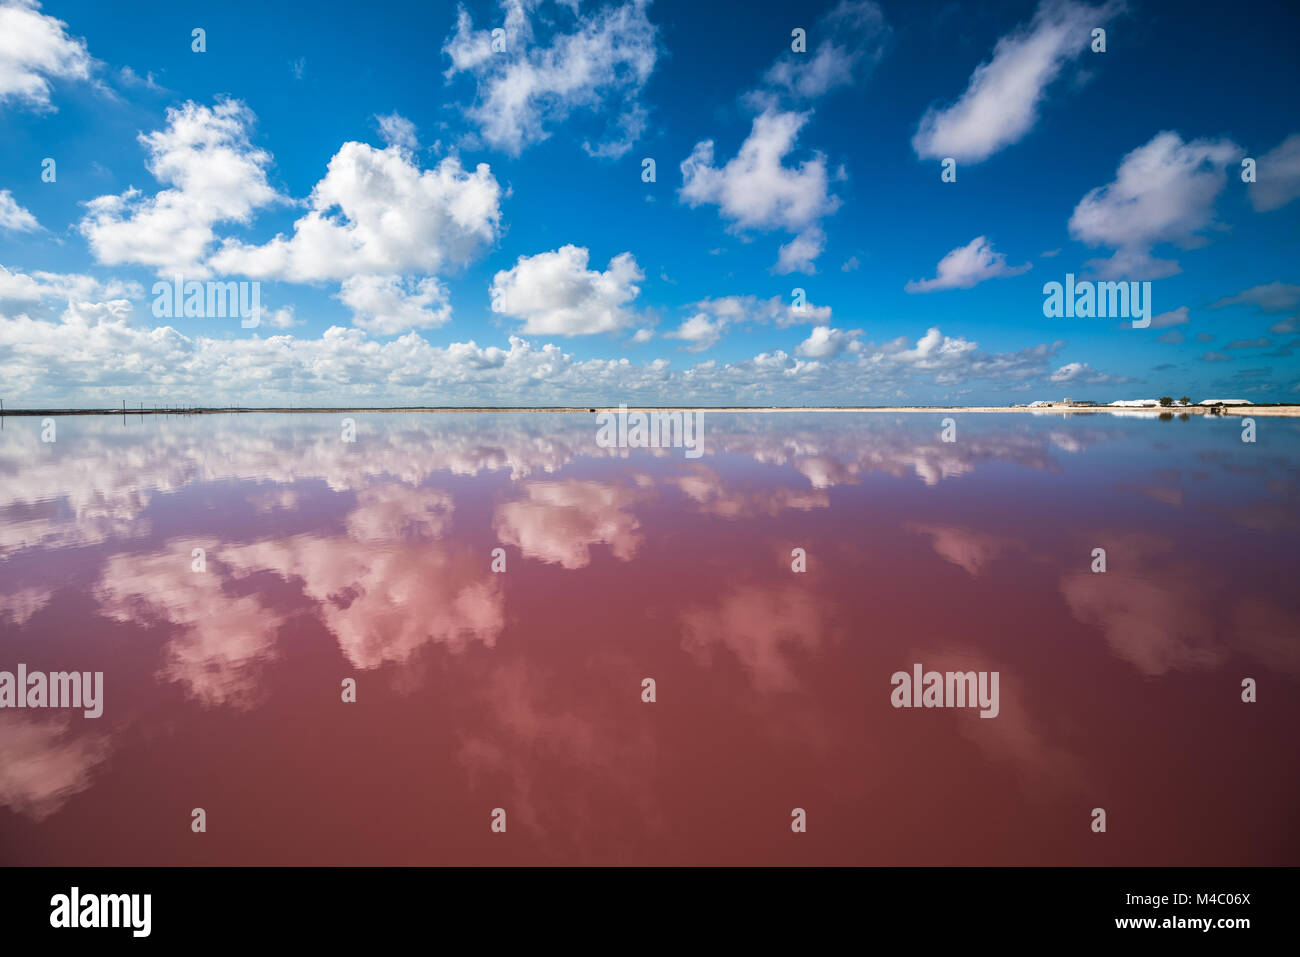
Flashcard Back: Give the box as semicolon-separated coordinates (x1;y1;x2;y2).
2;404;1295;417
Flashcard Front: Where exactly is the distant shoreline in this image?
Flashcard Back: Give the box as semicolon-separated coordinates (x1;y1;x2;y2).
3;405;1297;417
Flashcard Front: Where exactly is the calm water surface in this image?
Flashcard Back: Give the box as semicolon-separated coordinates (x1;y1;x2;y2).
0;411;1296;864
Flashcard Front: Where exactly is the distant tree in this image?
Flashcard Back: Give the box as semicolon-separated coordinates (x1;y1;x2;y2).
1179;396;1190;405
1159;396;1173;407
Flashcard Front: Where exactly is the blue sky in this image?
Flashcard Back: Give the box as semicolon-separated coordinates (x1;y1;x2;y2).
1;0;1298;405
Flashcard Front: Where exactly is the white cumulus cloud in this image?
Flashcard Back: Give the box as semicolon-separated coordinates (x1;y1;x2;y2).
0;0;92;111
490;244;644;336
680;109;840;273
79;99;280;277
1068;130;1242;279
759;0;889;102
795;325;861;359
0;286;1068;407
0;265;140;304
442;0;658;158
1249;132;1300;213
210;141;502;283
376;112;418;153
667;313;727;352
337;275;452;335
0;190;40;232
913;0;1121;163
1148;306;1189;329
775;226;826;276
1050;360;1117;384
1211;282;1300;314
905;236;1030;293
687;294;832;331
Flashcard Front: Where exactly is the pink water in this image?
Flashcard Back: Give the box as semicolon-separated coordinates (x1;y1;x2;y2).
1;411;1296;864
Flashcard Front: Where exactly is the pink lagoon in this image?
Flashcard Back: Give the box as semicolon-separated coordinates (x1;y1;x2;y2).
1;411;1296;866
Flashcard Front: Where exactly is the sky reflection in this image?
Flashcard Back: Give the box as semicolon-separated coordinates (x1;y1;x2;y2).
1;412;1296;864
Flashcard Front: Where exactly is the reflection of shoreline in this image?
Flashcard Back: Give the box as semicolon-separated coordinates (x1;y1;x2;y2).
5;405;1299;417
